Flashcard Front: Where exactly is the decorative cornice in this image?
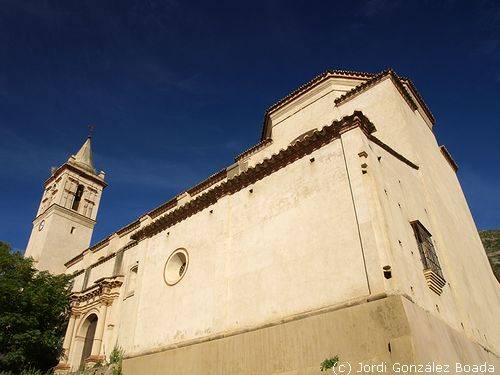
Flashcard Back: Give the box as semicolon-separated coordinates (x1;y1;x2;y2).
235;138;273;162
70;275;124;307
439;145;458;172
66;240;138;271
65;253;84;268
116;220;140;237
72;268;85;277
44;162;107;189
148;197;178;220
123;240;138;251
89;237;110;253
334;69;418;113
260;68;435;141
64;238;111;269
64;218;139;269
92;252;116;269
187;168;227;197
131;111;376;241
33;203;95;226
265;70;375;115
260;69;374;140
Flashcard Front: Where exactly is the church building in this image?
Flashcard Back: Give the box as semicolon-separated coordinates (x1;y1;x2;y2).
25;69;500;374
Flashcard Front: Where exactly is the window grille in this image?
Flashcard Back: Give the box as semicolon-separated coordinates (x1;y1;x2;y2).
411;220;446;295
411;221;443;278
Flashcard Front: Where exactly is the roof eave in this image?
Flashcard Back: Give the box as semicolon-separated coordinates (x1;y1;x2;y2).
260;69;376;141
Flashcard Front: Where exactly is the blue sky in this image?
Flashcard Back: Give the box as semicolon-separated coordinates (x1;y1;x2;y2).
0;0;498;251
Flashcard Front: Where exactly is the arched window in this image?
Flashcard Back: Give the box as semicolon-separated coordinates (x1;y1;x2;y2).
126;264;138;297
72;184;84;211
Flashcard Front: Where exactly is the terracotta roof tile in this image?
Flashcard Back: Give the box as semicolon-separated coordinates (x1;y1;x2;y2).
132;111;377;241
260;68;435;140
260;69;374;140
235;138;273;162
334;69;418;111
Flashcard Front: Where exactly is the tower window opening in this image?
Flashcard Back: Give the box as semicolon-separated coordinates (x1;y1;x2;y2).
70;226;75;234
72;184;84;211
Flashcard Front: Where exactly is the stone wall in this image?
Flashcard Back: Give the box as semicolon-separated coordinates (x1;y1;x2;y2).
122;295;499;375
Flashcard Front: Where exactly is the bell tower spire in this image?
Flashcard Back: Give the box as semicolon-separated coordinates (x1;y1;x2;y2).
69;136;96;174
72;137;95;173
25;134;107;274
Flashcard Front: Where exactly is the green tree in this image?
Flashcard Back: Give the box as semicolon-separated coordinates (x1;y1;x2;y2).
0;242;72;373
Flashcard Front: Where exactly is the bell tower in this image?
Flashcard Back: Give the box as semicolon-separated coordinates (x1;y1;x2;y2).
25;136;107;274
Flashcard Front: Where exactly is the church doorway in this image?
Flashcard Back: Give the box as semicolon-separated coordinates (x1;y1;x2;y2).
79;313;98;368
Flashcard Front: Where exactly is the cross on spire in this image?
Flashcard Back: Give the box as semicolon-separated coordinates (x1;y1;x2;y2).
88;124;95;138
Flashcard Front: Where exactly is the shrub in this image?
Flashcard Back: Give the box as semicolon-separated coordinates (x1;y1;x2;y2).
109;346;124;375
320;356;340;372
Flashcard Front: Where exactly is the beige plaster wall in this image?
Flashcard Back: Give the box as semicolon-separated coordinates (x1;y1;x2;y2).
26;206;94;274
102;243;142;357
128;138;371;357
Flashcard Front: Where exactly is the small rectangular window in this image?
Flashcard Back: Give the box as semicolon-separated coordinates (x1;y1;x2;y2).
411;220;446;295
70;227;75;234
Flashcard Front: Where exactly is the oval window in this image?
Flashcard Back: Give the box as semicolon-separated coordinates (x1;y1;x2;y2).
164;248;189;286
